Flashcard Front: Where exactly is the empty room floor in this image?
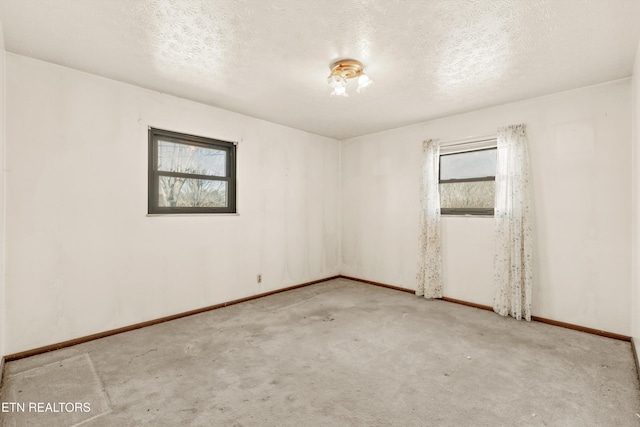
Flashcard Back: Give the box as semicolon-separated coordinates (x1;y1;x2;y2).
1;278;639;426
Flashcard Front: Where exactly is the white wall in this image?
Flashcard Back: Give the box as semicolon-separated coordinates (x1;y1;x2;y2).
4;54;341;354
2;52;634;354
0;19;6;359
342;79;632;335
632;42;640;359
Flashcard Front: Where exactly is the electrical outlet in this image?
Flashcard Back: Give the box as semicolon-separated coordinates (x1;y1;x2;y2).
257;274;262;284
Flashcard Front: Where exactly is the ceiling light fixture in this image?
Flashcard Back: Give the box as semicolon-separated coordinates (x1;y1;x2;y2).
327;59;373;97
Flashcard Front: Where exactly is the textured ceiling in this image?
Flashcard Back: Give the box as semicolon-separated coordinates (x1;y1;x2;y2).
1;0;640;140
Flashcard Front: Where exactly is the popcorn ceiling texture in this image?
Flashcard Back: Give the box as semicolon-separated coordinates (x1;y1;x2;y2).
1;0;639;139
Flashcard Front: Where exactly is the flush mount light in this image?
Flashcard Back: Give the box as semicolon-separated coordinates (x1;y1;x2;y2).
327;59;373;97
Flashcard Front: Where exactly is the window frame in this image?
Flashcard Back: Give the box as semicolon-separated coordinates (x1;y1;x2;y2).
439;146;496;216
148;127;237;214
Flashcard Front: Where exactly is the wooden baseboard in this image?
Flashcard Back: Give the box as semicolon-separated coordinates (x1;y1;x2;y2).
4;275;340;362
441;296;493;312
530;315;631;342
0;356;5;388
339;276;632;342
339;275;414;294
631;337;640;383
3;274;632;362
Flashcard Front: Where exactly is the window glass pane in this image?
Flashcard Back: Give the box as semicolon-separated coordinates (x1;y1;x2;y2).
158;176;227;208
440;149;496;181
440;181;494;209
157;140;226;177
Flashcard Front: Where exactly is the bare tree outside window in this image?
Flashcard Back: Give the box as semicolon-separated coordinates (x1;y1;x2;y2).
149;129;236;214
440;180;494;210
439;147;496;215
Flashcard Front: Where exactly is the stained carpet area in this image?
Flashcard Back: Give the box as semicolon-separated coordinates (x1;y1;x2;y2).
1;278;639;426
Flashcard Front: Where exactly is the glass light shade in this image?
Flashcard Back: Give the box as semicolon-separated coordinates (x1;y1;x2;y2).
329;74;348;96
328;74;346;87
356;73;373;93
331;84;348;97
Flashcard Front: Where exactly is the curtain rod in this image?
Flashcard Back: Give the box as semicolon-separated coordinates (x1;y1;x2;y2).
438;134;497;147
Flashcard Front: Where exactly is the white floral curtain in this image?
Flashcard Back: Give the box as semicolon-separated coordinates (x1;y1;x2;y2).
417;139;443;299
493;124;533;321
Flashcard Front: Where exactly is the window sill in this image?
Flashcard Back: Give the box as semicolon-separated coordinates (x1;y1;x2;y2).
441;214;493;218
146;213;240;217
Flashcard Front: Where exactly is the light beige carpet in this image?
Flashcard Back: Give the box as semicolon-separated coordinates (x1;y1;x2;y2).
1;278;639;426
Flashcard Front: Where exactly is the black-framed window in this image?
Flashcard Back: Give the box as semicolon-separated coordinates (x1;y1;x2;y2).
148;128;236;214
439;147;496;216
